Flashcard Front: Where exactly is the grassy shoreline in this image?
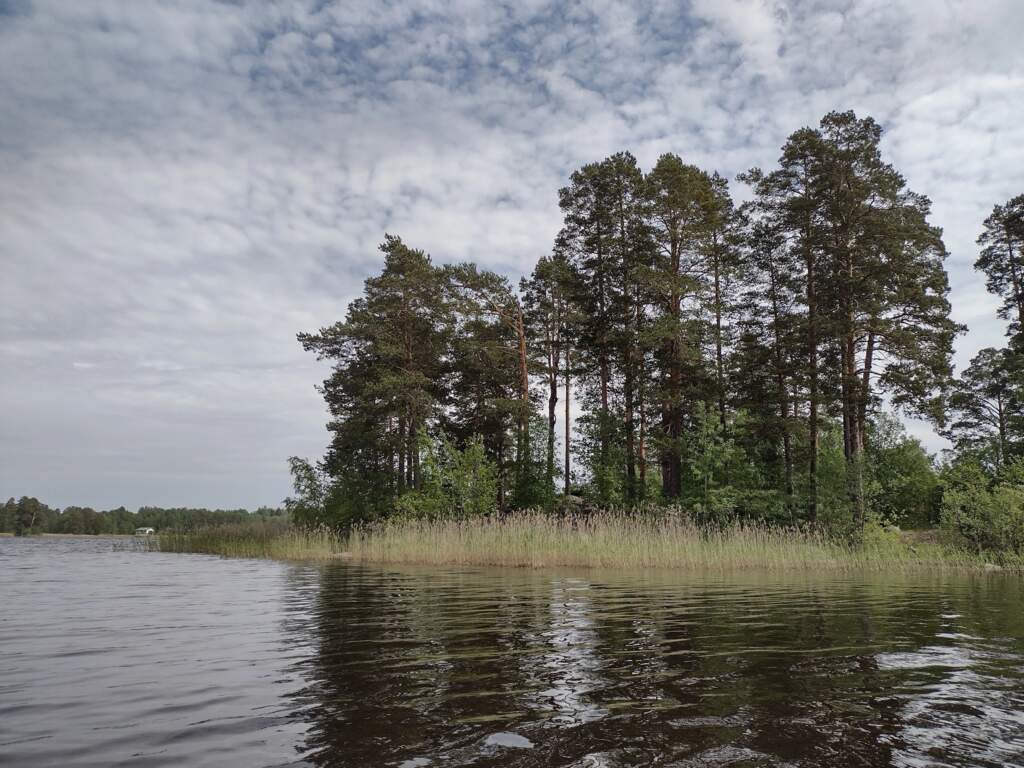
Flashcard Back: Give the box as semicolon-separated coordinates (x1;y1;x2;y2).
150;514;1021;573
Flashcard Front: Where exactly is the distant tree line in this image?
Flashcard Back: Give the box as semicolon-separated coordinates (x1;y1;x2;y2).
0;499;285;536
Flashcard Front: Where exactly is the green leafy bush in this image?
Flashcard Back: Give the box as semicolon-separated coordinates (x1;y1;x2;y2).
396;434;499;519
940;456;1024;554
866;414;942;527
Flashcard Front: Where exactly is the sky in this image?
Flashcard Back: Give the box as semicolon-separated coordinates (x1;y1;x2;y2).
1;0;1022;510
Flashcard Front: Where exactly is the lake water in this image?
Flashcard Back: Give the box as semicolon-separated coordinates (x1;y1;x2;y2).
2;537;1023;767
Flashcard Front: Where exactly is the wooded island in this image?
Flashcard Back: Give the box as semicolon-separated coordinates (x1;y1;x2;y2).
283;110;1024;558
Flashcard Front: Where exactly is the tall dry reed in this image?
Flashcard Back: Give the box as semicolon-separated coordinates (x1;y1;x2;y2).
153;520;342;560
153;512;1012;572
345;511;993;572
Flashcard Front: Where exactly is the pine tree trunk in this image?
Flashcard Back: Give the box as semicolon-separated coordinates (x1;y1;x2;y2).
713;244;726;429
624;340;637;502
805;237;819;522
766;251;793;505
403;331;416;490
849;323;865;529
660;345;672;498
398;416;406;491
637;298;647;498
662;239;683;500
997;393;1007;469
600;354;610;468
406;417;415;490
515;305;530;487
497;440;506;511
1007;235;1024;328
620;201;637;502
547;357;557;490
780;393;794;502
859;328;875;451
842;308;866;531
597;237;611;469
412;422;421;490
564;344;572;497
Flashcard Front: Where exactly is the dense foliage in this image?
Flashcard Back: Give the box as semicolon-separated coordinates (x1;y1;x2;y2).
940;457;1024;554
289;110;1022;549
932;190;1024;554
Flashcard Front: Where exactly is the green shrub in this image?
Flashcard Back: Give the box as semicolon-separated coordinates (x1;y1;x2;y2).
940;457;1024;554
396;434;498;519
866;414;942;527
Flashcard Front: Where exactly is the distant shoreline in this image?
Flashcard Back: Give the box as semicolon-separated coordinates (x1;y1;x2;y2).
2;533;141;539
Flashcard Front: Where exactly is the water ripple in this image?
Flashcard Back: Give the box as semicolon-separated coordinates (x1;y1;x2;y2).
2;537;1024;766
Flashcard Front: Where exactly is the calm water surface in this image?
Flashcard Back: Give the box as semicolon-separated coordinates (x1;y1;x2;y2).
2;537;1023;767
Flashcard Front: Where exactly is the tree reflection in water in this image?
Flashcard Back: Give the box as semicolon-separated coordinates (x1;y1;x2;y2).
285;566;1024;768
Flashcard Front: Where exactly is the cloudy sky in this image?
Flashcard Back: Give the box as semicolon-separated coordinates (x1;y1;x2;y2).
1;0;1021;510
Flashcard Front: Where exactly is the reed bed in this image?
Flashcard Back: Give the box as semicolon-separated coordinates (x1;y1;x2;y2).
346;512;993;572
153;512;1015;572
153;520;342;560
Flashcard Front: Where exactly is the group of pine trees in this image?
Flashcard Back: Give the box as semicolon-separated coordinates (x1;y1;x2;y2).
944;194;1024;471
936;194;1024;553
295;111;1023;542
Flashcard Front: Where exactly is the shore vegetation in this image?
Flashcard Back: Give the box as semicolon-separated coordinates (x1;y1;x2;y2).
150;512;1022;573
